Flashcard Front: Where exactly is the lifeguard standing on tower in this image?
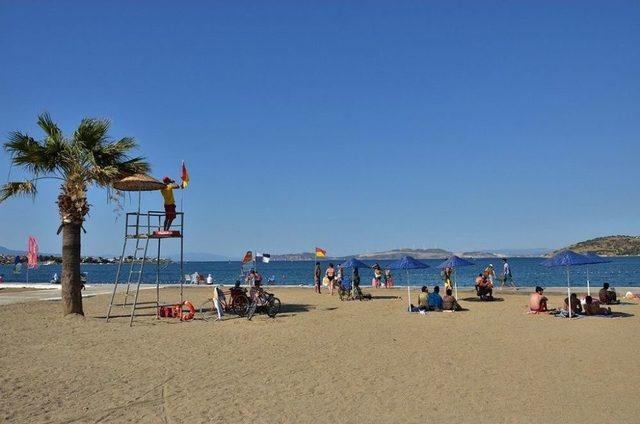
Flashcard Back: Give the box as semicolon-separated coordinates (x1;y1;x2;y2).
160;177;182;231
160;161;189;231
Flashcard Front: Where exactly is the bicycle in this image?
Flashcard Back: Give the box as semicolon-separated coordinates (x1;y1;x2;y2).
196;287;250;320
246;291;281;320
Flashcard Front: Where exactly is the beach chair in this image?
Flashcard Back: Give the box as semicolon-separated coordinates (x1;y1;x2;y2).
338;277;353;301
184;274;192;284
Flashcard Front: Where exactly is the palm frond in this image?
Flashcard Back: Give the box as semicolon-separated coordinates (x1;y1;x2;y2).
115;156;151;176
3;131;56;175
0;181;37;203
37;112;63;143
73;118;110;151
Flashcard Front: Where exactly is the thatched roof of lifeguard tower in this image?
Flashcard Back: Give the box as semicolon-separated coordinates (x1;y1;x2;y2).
112;174;165;192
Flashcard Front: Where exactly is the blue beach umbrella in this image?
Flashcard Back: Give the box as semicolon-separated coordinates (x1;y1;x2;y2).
540;250;600;317
438;255;475;269
581;252;611;296
386;256;430;271
340;258;371;269
437;255;474;299
385;256;429;310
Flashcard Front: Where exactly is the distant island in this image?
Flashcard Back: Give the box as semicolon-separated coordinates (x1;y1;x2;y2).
270;248;498;261
555;235;640;256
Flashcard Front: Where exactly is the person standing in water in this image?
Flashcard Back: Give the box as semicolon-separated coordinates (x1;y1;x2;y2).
313;262;322;294
500;258;518;290
160;176;183;231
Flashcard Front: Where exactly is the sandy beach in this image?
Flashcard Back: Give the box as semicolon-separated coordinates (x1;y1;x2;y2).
0;286;638;423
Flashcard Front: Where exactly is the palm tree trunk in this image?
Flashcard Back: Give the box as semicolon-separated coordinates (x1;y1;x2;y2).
61;222;84;315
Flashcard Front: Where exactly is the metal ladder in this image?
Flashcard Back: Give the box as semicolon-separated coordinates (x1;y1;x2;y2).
106;235;155;326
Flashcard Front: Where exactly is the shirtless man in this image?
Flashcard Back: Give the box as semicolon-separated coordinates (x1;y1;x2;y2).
563;293;582;315
529;286;548;313
584;295;612;316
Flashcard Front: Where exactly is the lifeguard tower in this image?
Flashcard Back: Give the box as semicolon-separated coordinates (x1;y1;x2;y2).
105;174;185;326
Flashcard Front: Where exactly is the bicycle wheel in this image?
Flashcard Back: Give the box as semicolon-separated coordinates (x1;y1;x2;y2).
197;301;216;321
232;294;249;317
266;297;281;318
246;301;258;321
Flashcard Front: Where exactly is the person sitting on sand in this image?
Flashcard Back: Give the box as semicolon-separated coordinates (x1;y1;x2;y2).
442;288;462;311
584;295;612;316
529;286;548;313
428;285;444;311
598;283;619;305
417;286;429;311
475;274;493;300
562;293;582;315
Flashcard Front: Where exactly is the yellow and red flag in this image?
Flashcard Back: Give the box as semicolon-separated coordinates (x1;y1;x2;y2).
242;251;253;264
315;247;327;258
181;160;189;188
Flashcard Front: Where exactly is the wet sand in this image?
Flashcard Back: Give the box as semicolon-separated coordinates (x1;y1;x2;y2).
0;287;638;423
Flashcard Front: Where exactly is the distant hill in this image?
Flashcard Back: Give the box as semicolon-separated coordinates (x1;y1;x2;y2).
357;248;451;260
0;245;22;256
556;235;640;256
458;251;501;259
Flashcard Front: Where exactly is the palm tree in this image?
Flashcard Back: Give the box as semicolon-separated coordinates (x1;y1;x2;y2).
1;113;150;315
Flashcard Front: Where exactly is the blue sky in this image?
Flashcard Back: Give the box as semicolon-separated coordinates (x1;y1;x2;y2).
1;1;639;257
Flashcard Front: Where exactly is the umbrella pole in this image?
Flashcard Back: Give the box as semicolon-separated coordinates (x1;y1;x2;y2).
567;267;572;318
454;268;458;300
586;266;590;296
407;270;411;310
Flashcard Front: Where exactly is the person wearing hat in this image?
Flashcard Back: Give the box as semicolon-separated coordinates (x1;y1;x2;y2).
160;176;183;231
484;264;496;287
528;286;548;313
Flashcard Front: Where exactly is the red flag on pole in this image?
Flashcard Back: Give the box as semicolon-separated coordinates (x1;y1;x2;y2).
242;251;253;264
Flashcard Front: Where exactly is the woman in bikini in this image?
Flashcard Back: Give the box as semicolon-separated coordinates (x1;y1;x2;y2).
326;263;336;295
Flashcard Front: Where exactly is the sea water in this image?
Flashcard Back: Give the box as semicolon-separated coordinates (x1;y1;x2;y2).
2;257;639;288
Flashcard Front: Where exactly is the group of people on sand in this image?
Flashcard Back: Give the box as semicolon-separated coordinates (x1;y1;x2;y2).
313;262;394;296
411;285;462;314
371;263;393;288
528;282;620;316
440;259;519;301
